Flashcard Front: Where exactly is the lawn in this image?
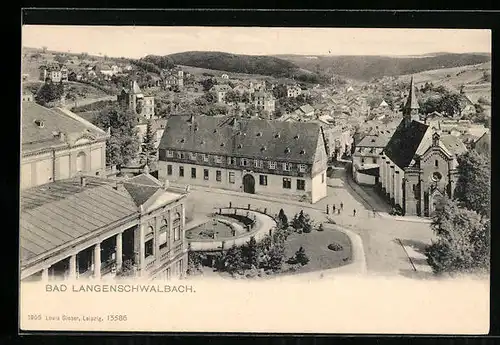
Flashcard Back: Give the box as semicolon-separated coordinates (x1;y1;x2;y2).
282;226;352;274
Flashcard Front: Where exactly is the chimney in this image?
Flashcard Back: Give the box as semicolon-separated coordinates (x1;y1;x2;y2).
80;176;87;187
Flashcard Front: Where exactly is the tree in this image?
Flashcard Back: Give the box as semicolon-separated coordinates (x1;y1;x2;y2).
187;251;204;275
454;150;490;217
223;245;243;274
277;209;289;229
425;198;490;275
294;247;310;266
225;90;240;103
201;78;216;92
291;210;312;232
35;81;64;106
267;242;285;271
93;105;141;167
242;237;259;269
142;119;157;159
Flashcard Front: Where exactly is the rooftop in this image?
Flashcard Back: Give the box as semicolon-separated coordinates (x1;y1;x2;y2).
21;102;107;154
357;134;391;148
20;174;182;265
159;115;324;164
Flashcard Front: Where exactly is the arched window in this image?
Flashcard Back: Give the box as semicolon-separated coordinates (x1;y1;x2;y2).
173;212;182;241
76;152;86;173
159;219;168;248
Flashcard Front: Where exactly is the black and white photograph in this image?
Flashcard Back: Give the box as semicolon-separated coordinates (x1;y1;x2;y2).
19;21;491;334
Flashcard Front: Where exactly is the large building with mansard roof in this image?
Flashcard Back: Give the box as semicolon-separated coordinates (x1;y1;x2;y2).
379;77;467;217
157;115;329;203
21;101;110;190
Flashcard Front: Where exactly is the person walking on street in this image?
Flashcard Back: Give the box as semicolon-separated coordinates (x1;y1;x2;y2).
373;209;376;218
353;209;356;217
332;204;336;213
337;208;341;215
340;202;344;210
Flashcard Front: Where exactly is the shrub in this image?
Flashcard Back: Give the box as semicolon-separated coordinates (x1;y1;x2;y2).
328;243;343;251
289;246;309;266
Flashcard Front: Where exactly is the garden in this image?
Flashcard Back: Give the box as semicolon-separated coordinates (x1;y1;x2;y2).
186;208;353;279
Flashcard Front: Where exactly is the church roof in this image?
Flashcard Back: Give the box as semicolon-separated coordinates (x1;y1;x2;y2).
383;119;429;169
159;115;323;164
440;134;468;156
404;76;419;110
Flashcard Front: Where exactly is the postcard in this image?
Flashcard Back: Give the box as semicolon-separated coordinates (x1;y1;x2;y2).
19;22;491;334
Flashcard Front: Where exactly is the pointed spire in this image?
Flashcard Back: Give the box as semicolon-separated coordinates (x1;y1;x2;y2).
404;76;419;110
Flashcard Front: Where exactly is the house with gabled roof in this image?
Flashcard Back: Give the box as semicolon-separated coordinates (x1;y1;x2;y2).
379;76;468;217
20;172;189;282
118;80;155;119
158;115;329;203
210;84;233;103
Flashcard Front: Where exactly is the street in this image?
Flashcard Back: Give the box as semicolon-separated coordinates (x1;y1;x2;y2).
183;167;435;278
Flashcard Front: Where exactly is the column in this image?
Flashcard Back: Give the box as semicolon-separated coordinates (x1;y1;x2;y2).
381;157;386;190
139;224;146;274
181;203;186;229
116;232;123;271
394;171;400;207
68;254;77;279
169;210;175;253
41;267;49;282
390;166;395;201
385;161;390;197
155;217;161;262
93;242;101;279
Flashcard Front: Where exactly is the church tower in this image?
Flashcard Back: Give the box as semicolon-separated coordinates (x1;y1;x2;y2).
403;76;420;127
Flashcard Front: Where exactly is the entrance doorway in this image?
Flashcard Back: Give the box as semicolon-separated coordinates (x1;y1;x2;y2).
243;174;255;194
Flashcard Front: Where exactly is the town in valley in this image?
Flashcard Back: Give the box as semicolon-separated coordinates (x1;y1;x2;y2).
20;27;491;284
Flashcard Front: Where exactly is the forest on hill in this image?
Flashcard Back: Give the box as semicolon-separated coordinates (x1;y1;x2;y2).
276;53;491;80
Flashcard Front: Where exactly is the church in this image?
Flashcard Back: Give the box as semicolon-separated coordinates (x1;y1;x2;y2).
379;77;467;217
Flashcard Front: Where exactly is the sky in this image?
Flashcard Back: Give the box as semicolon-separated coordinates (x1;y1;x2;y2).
22;26;491;59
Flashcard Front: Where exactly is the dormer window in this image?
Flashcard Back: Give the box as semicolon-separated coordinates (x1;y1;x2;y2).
34;119;45;128
240;158;248;166
269;161;276;169
284;148;291;154
220;143;225;147
238;144;243;149
166;150;174;157
256;132;262;137
261;146;267;152
299;164;307;172
190;153;197;160
282;163;292;171
179;138;185;143
300;150;306;155
294;135;299;139
274;133;280;138
213;129;217;133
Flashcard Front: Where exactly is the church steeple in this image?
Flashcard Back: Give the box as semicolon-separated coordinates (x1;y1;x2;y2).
403;76;420;126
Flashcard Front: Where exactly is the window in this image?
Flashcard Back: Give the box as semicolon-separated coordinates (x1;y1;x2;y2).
254;160;263;168
435;159;439;168
297;179;306;191
76;152;86;172
166;150;174;157
259;175;268;186
145;239;154;258
202;154;209;162
372;158;377;164
228;157;236;165
283;178;292;189
240;158;248;166
215;156;222;164
191;167;197;179
176;152;183;159
298;164;306;172
229;172;235;184
167;165;172;176
269;161;276;169
190;153;197;160
173;212;182;241
283;163;292;171
216;170;222;182
204;169;209;180
179;166;184;177
361;158;365;164
159;219;168;249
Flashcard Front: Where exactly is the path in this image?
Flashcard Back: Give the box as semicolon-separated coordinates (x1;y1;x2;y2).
181;175;435;277
63;95;117;109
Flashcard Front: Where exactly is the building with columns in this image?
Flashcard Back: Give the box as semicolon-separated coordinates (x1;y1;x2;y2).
21;101;109;190
158;115;328;204
379;76;467;217
20;174;188;282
